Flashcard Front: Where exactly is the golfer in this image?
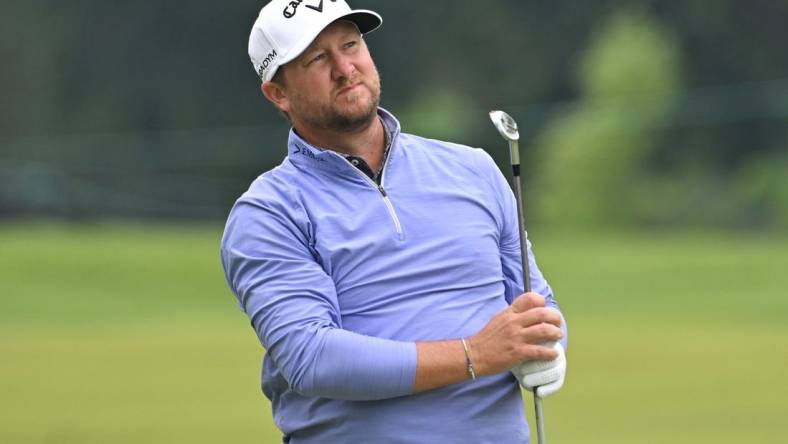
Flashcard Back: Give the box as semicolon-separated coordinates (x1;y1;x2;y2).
221;1;568;442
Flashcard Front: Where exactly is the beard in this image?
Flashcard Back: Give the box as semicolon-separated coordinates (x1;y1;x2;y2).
289;74;381;133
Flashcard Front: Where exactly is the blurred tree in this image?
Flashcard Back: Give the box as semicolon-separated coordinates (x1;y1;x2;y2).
737;153;788;230
531;9;682;228
1;0;786;223
398;88;480;142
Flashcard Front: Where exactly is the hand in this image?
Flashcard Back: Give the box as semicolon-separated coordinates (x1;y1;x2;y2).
467;293;563;377
511;341;566;397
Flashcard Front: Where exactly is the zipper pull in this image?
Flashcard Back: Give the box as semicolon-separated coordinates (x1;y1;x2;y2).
378;185;388;197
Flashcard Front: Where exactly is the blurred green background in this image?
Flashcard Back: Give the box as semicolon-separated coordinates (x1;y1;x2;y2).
1;0;787;443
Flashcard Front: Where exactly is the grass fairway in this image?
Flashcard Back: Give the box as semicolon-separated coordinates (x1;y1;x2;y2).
1;224;786;443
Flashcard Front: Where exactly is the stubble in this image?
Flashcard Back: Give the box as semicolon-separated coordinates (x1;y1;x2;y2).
290;70;381;133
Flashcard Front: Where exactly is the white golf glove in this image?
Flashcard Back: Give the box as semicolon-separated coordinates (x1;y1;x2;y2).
510;341;566;398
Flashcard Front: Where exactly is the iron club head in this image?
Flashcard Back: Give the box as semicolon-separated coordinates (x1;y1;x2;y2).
489;110;520;142
489;110;521;166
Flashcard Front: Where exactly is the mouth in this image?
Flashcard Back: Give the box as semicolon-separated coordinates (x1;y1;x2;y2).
337;83;362;96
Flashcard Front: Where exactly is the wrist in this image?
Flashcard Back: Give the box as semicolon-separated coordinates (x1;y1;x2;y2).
466;336;487;377
460;338;477;380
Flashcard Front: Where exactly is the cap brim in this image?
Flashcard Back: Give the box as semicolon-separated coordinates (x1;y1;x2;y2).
342;10;382;34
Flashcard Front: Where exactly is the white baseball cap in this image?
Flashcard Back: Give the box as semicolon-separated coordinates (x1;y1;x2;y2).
249;0;382;82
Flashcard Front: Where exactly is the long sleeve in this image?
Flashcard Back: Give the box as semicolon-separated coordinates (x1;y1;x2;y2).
476;149;569;349
221;196;417;401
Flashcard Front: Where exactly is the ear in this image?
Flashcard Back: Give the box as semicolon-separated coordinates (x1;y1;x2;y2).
261;81;290;114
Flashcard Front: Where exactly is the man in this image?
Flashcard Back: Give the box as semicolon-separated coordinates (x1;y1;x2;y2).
221;1;567;442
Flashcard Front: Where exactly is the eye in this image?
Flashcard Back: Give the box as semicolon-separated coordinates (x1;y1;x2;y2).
344;40;357;50
307;52;327;66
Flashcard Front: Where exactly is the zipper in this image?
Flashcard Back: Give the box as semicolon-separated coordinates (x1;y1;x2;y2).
340;155;404;239
376;183;404;238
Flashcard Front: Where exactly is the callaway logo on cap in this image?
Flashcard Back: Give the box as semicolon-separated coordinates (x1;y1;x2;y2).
249;0;382;82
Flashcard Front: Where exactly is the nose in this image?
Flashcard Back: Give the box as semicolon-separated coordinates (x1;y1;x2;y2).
331;53;356;80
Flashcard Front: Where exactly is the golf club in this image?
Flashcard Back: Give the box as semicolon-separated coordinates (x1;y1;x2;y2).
489;110;547;444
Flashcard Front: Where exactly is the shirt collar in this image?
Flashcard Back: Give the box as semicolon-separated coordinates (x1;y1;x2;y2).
286;107;401;174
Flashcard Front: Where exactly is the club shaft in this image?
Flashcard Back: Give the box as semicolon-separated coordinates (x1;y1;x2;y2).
509;144;531;293
509;140;545;444
535;394;547;444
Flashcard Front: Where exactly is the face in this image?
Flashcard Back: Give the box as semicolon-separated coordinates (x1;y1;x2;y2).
272;20;381;133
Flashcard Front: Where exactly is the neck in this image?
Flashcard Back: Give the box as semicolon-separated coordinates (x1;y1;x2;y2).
294;114;386;171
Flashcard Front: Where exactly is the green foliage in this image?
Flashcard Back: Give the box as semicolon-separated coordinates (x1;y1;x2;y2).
532;10;682;227
398;88;480;142
2;1;786;225
737;153;788;229
578;11;681;99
